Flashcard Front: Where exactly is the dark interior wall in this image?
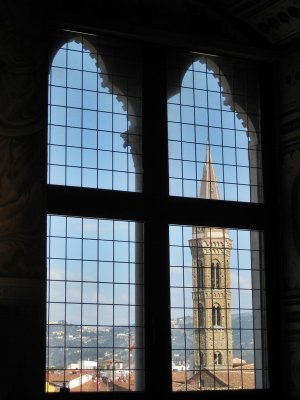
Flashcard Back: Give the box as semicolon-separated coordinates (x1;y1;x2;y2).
0;0;299;399
279;41;300;398
0;1;47;399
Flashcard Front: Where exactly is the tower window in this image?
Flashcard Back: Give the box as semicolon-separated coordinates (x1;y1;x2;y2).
212;305;221;327
211;262;221;289
214;352;222;366
199;262;204;288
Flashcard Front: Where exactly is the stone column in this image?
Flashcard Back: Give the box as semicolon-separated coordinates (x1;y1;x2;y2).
0;2;47;399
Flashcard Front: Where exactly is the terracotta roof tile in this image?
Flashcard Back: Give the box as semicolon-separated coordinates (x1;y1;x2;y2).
173;366;256;391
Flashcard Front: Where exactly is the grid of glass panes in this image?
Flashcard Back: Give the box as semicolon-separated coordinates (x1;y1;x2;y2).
169;224;268;391
46;215;144;392
48;32;142;191
167;52;263;202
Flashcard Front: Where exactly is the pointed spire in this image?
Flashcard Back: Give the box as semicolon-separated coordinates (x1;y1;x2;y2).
199;142;221;200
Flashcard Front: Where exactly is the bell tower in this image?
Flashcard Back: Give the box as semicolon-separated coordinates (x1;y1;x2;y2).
189;144;233;371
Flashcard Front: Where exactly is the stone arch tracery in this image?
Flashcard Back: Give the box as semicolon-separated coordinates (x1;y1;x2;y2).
167;54;262;203
49;33;142;184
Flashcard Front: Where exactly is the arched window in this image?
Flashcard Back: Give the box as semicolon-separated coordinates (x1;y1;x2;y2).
199;262;204;288
46;31;144;392
48;34;142;191
214;352;222;365
212;304;221;326
45;28;270;394
211;262;220;289
168;54;263;203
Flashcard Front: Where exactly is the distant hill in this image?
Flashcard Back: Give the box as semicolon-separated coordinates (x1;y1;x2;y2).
232;312;254;364
47;313;254;369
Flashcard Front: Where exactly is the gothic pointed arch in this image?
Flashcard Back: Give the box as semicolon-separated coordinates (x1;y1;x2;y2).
49;31;142;185
167;52;263;202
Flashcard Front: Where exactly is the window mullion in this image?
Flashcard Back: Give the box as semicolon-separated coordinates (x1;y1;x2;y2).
142;44;172;394
259;61;280;391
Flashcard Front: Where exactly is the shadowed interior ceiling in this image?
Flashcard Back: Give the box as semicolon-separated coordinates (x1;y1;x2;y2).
208;0;300;45
48;0;300;48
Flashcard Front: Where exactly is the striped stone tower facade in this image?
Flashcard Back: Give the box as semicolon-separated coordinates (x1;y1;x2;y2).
190;144;233;371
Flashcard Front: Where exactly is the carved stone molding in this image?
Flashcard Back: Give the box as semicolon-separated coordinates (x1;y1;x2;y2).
0;1;46;279
284;289;300;335
218;0;300;45
0;134;45;279
279;46;300;115
282;150;300;289
279;46;300;168
0;0;45;136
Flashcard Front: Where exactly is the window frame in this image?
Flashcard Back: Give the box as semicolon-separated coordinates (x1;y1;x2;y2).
45;29;280;400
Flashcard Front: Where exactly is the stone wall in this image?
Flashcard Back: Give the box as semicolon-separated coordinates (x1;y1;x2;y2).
280;44;300;398
0;1;47;398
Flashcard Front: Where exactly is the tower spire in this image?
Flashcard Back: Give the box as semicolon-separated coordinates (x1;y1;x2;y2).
189;140;233;377
199;142;220;200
